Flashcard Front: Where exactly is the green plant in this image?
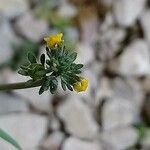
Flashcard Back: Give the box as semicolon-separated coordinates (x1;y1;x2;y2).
0;33;88;94
0;128;22;150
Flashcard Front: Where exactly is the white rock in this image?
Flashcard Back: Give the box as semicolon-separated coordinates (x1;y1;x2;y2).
102;98;135;131
76;43;95;65
15;12;49;42
79;8;99;46
0;113;48;149
41;132;64;150
62;137;101;150
49;117;61;131
57;2;77;19
99;13;115;33
8;71;53;112
57;96;99;139
65;27;79;42
0;69;12;84
0;18;19;64
0;0;28;19
113;0;146;27
95;77;113;103
140;10;150;46
119;39;150;76
101;127;138;150
0;93;28;114
111;78;143;114
98;27;126;60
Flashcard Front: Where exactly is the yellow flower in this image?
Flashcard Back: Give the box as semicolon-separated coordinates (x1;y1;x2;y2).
73;78;89;93
44;33;63;48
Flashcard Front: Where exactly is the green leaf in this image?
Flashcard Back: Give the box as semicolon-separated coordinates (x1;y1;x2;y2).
74;64;84;70
40;54;45;66
66;84;73;91
18;69;28;76
39;79;50;95
62;73;79;85
20;65;28;70
0;128;22;150
49;77;58;94
39;86;45;95
61;79;66;91
28;53;37;63
69;52;77;62
73;70;82;74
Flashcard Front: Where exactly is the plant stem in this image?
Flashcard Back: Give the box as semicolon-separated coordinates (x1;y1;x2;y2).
0;79;43;91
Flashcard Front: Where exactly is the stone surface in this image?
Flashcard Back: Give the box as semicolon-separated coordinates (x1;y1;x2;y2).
98;27;126;61
76;43;95;65
0;92;28;114
113;0;146;27
62;137;101;150
0;17;19;64
101;78;143;130
0;69;12;84
57;96;99;139
100;127;138;150
102;98;135;131
65;27;79;42
57;2;77;19
0;0;28;19
8;72;53;112
111;78;143;103
140;10;150;46
41;131;64;150
119;39;150;76
111;78;144;114
0;113;48;149
15;12;49;41
95;77;112;102
99;13;115;31
78;6;99;45
49;117;61;131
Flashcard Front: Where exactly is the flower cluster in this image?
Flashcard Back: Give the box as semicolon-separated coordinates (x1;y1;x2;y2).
18;33;88;94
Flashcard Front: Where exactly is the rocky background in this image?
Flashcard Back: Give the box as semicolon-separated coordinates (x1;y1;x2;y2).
0;0;150;149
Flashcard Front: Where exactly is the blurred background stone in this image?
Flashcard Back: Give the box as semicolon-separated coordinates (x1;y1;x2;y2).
57;96;99;139
100;127;138;150
0;93;28;114
15;12;49;42
0;0;28;19
62;137;102;150
0;113;48;149
119;39;150;76
113;0;146;27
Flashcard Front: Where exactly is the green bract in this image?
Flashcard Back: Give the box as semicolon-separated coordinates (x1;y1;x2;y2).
18;45;84;95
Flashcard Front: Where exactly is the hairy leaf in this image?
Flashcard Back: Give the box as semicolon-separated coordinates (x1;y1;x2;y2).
28;53;37;63
61;79;66;91
40;54;45;66
18;69;28;76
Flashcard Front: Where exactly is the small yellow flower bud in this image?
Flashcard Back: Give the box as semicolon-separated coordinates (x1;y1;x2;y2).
44;33;63;48
73;78;88;93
